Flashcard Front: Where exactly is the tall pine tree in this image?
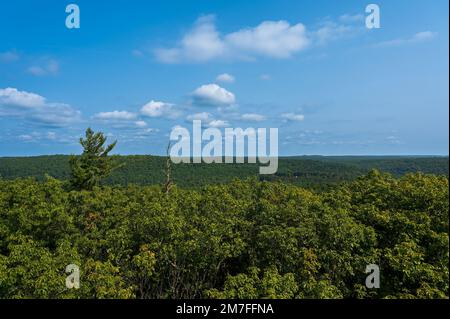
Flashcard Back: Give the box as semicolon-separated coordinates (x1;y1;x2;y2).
69;128;121;190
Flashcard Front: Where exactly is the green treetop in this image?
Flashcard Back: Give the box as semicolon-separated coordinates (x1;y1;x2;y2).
69;128;121;190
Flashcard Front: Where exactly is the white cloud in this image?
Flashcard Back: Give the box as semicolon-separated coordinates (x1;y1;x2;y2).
386;135;402;145
180;15;225;60
130;127;159;140
27;59;59;76
171;124;185;131
225;20;309;58
17;131;73;143
0;87;81;127
0;87;46;108
18;134;34;141
93;110;137;121
31;103;81;127
208;119;229;128
191;83;235;106
338;14;364;23
412;31;437;41
374;31;437;47
155;15;310;63
185;112;230;128
18;132;43;142
155;15;225;63
260;74;271;80
241;113;266;122
141;100;179;118
135;120;148;127
186;112;212;121
92;111;150;130
281;113;305;121
216;73;235;83
314;21;354;45
310;13;368;46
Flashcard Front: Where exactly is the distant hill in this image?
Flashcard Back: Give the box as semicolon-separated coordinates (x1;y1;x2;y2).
0;155;448;190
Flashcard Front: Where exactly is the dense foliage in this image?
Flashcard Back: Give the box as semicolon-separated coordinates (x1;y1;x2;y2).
0;171;448;299
0;155;448;190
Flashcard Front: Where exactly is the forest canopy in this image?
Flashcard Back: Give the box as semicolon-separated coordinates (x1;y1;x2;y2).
0;155;448;191
0;131;448;299
0;171;448;298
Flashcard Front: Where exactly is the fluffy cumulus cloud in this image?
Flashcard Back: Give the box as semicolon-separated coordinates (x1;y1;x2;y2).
0;87;81;127
155;15;224;63
0;87;46;108
191;83;235;106
154;13;373;63
140;100;180;119
155;15;310;63
216;73;235;83
225;20;309;58
281;113;305;122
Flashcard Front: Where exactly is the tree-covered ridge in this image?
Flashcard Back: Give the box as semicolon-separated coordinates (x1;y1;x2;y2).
0;171;448;299
0;155;448;190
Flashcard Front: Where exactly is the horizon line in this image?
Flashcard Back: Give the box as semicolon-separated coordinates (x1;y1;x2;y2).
0;154;448;159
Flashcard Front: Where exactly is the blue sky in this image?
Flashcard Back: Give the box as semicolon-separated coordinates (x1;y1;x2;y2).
0;0;448;156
